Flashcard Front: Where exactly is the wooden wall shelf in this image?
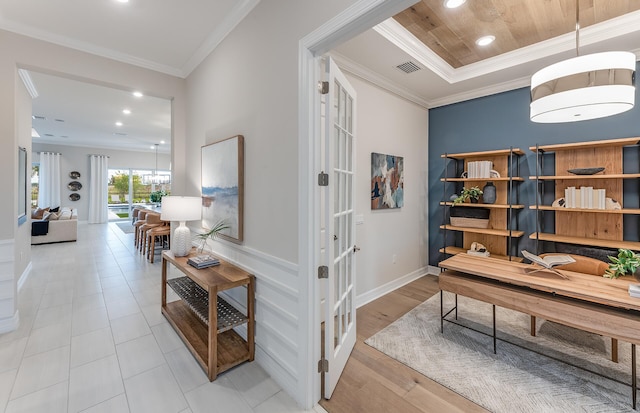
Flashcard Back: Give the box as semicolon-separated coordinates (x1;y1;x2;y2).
440;147;523;261
530;206;640;215
439;246;524;262
529;232;640;251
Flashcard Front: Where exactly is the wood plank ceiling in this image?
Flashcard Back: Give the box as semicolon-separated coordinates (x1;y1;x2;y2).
393;0;640;68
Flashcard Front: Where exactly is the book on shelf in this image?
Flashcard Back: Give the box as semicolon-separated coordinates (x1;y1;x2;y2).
629;284;640;298
187;254;220;269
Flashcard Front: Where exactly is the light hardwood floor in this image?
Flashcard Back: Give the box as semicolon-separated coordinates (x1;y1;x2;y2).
319;275;489;413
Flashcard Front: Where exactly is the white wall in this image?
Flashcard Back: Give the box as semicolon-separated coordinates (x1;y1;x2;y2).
344;73;430;305
32;143;171;221
184;0;360;407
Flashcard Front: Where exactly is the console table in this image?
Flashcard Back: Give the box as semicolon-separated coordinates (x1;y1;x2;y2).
438;253;640;408
161;249;255;381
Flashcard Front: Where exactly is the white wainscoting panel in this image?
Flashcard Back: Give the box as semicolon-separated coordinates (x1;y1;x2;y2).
195;239;301;400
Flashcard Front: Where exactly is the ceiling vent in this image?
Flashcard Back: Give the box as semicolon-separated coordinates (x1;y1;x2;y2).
43;133;54;137
114;132;128;136
33;115;46;121
396;61;422;74
54;119;65;122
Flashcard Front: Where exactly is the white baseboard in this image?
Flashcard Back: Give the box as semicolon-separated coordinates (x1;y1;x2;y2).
18;262;32;291
356;266;429;308
0;310;19;334
427;265;441;276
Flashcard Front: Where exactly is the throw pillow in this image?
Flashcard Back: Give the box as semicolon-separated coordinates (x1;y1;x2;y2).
58;210;72;220
32;207;49;219
42;211;52;221
49;206;60;213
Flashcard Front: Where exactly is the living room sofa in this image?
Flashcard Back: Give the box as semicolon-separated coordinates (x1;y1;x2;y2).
31;207;78;245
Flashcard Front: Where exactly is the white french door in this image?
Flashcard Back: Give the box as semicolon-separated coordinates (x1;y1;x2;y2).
322;57;357;399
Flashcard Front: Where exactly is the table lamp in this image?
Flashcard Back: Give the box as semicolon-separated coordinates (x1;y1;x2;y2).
161;196;201;257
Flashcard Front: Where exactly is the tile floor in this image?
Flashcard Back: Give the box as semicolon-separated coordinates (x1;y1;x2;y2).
1;222;326;413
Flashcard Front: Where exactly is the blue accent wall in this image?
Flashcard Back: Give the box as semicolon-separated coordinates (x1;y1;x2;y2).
428;65;640;266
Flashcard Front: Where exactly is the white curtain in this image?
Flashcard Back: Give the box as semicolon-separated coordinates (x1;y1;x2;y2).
88;155;109;223
37;152;61;208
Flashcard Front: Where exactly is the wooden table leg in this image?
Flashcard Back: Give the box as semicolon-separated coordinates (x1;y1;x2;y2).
248;275;255;361
208;286;218;381
161;255;167;307
531;315;537;337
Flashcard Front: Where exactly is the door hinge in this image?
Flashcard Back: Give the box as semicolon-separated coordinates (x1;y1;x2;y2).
318;81;329;95
318;265;328;279
318;358;329;373
318;171;329;186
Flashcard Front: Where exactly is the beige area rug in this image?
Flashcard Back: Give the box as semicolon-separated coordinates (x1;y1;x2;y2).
365;292;637;412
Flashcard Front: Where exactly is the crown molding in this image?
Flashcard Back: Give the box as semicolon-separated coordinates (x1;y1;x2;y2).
374;10;640;85
181;0;261;77
329;52;430;109
0;18;184;77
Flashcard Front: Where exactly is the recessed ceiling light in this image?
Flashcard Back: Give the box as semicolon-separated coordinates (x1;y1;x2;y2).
122;109;131;115
150;145;155;150
444;0;466;8
115;121;123;126
115;0;129;3
160;140;165;144
476;35;496;46
133;91;143;98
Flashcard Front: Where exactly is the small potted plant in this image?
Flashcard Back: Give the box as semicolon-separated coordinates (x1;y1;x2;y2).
604;248;640;279
196;220;230;252
450;186;489;228
149;190;167;204
452;186;483;205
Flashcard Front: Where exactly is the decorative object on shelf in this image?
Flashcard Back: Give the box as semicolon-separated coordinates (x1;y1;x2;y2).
371;152;404;209
69;193;80;201
450;206;490;228
69;171;81;179
161;196;202;257
467;242;489;257
490;169;501;178
196;220;230;253
530;0;635;123
449;194;458;202
604;248;640;279
567;167;605;175
68;181;82;191
552;197;566;208
482;182;496;204
606;198;622;210
202;135;244;243
452;186;483;205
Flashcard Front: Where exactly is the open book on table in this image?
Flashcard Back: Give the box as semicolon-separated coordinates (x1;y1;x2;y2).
522;250;575;278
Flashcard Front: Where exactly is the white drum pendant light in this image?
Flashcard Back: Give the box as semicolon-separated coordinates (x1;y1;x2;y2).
530;1;636;123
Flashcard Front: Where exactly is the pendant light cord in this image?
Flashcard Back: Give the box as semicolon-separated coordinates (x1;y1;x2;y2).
575;0;580;56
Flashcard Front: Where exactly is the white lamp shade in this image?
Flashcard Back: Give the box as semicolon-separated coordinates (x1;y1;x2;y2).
530;51;636;123
161;196;201;222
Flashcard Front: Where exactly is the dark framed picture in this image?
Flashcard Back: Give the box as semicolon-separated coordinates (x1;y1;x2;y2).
69;171;81;179
68;181;82;191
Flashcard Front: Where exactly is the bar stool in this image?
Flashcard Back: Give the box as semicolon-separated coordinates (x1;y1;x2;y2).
147;223;171;263
132;207;142;224
138;212;162;254
133;210;149;247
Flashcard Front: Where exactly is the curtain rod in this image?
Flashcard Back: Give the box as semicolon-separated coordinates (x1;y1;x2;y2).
38;151;61;155
87;154;110;158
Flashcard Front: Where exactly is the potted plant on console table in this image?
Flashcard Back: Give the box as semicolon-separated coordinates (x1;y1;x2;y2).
449;186;490;229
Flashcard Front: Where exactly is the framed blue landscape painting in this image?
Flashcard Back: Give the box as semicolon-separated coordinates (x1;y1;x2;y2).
201;135;244;243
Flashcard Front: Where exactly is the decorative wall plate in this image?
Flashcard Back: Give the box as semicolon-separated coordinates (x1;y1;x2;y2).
567;167;605;175
69;171;81;179
69;193;80;201
68;181;82;191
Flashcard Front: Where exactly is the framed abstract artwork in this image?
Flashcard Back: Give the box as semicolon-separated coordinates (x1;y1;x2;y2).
201;135;244;243
371;152;404;209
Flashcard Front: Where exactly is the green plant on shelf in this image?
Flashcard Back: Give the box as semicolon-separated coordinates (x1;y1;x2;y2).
452;186;483;205
196;220;231;252
604;248;640;279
